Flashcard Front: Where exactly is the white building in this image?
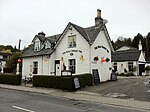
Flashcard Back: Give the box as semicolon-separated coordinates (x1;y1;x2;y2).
112;40;146;75
0;52;12;73
22;9;114;84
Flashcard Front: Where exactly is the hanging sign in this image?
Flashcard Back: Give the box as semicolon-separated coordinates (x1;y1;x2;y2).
80;55;84;61
101;58;106;63
94;56;99;61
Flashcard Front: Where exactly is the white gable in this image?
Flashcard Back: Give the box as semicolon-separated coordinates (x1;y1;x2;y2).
34;37;41;51
44;40;51;49
91;30;112;82
138;51;146;62
54;24;90;74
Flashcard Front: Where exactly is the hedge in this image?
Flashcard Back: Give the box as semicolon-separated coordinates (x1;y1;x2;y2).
33;73;93;91
73;73;93;87
0;73;22;85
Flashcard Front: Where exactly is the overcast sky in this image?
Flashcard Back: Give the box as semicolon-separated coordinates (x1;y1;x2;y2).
0;0;150;49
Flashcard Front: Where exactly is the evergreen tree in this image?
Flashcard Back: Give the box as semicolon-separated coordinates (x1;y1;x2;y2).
132;33;145;50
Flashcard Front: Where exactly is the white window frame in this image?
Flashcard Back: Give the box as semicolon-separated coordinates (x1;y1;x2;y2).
68;35;76;48
68;59;76;74
33;61;38;74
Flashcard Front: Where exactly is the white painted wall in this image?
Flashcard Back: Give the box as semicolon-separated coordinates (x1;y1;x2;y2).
22;56;42;78
54;25;90;75
138;51;146;62
22;24;113;83
113;61;137;75
0;55;3;59
91;31;112;82
22;53;55;78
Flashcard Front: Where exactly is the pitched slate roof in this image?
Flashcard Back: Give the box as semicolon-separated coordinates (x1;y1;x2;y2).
23;44;54;57
47;34;61;43
116;45;137;51
112;49;141;62
23;22;112;58
70;22;101;44
38;35;46;42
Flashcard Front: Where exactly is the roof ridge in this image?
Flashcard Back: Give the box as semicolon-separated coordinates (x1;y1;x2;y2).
46;34;61;38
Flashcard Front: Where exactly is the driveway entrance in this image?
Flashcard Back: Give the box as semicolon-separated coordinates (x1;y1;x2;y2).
80;76;150;102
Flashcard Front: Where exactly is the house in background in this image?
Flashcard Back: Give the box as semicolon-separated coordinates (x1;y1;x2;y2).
112;40;146;75
0;52;12;73
22;9;114;84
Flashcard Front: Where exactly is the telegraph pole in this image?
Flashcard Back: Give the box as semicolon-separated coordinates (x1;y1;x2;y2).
18;39;21;50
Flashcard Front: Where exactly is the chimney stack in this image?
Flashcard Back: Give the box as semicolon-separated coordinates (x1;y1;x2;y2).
97;9;101;18
138;39;142;50
38;32;46;37
95;9;103;26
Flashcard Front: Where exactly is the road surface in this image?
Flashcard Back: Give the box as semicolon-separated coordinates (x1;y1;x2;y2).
0;88;149;112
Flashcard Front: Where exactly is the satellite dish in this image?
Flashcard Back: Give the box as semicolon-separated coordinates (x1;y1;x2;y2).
103;19;108;24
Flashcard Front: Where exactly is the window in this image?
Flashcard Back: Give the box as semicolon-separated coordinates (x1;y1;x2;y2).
69;59;76;74
128;62;133;72
113;63;117;72
68;35;76;48
45;41;51;49
33;61;38;74
34;42;40;51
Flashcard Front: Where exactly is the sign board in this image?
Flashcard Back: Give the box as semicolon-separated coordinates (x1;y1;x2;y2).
74;77;80;89
92;69;100;85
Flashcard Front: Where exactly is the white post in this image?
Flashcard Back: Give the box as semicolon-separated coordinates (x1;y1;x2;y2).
1;65;3;73
16;63;19;75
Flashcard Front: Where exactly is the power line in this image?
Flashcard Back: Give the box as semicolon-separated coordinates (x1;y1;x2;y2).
20;39;30;44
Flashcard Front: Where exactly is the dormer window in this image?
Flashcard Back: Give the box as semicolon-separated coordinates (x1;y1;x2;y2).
34;41;40;51
45;41;51;49
68;35;76;48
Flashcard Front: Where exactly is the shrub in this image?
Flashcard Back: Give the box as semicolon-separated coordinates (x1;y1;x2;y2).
3;68;13;73
73;73;93;88
0;73;21;85
119;72;134;77
145;66;150;71
119;73;125;76
33;75;51;88
55;76;73;90
33;73;93;91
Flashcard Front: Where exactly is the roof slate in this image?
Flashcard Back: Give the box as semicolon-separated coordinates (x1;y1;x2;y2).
23;44;54;57
37;35;46;42
112;49;141;62
23;22;107;58
46;34;61;43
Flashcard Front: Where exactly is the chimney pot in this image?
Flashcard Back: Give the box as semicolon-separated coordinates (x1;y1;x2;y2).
97;9;101;18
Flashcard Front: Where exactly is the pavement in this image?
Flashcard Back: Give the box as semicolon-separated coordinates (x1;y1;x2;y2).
0;82;150;111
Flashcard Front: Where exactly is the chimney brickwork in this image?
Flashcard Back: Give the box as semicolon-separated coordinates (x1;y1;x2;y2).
95;9;103;26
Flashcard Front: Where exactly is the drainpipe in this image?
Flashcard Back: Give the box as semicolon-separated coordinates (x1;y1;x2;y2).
41;56;43;75
137;61;139;76
89;45;92;73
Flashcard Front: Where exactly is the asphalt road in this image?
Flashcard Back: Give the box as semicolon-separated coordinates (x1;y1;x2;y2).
0;88;149;112
81;77;150;102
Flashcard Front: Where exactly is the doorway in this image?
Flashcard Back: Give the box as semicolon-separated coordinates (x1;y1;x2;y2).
139;64;145;76
55;60;60;76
